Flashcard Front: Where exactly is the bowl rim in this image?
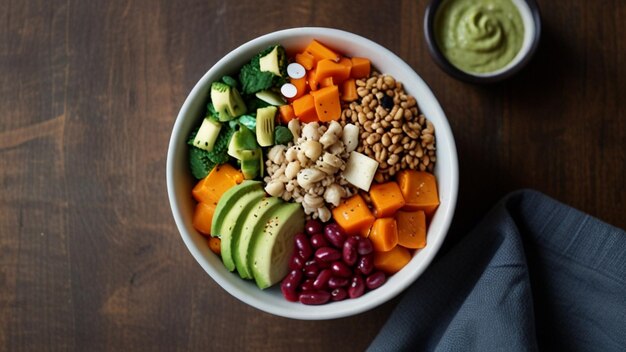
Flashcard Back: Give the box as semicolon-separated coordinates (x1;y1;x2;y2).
166;27;459;319
424;0;542;84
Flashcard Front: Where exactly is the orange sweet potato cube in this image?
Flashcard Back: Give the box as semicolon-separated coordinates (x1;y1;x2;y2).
369;182;406;218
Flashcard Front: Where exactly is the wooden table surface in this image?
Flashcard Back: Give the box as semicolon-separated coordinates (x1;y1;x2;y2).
1;0;624;351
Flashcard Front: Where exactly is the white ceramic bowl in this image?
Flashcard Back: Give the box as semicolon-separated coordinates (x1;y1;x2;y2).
167;27;458;320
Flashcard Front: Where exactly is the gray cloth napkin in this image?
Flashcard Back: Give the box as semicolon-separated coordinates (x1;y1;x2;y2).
368;189;626;352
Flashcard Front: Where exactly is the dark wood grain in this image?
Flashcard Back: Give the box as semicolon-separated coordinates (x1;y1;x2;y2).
1;0;624;351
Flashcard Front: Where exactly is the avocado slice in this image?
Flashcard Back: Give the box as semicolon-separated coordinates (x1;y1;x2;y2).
211;181;262;238
250;202;305;289
233;197;283;279
240;150;262;180
217;189;265;272
227;125;258;160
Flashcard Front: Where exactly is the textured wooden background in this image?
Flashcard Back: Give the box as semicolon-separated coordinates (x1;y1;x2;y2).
1;0;624;351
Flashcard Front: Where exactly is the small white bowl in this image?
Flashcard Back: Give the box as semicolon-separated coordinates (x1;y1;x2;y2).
166;27;459;320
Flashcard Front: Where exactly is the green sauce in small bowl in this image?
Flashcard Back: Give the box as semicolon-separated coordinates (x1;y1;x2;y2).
435;0;524;74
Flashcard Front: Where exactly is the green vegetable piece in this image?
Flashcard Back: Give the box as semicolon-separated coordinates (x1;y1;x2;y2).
221;75;238;88
250;202;305;289
219;189;265;271
239;45;288;95
244;96;271;112
235;197;283;279
273;126;293;146
236;114;257;132
241;152;261;180
256;106;277;147
227;125;259;160
211;81;247;121
192;117;222;151
259;46;283;76
188;146;216;179
255;90;286;106
187;122;235;179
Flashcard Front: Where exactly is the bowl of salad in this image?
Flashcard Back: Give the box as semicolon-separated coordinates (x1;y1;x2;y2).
167;27;458;320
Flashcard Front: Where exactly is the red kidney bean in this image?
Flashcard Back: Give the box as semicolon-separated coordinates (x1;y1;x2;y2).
324;223;346;248
328;276;349;289
288;253;304;270
348;275;365;298
299;290;331;305
357;237;374;256
315;247;341;263
342;237;358;266
304;261;320;278
313;269;333;290
356;254;374;275
366;271;386;290
300;278;315;291
281;270;302;302
331;261;353;278
330;288;348;301
295;233;312;260
310;234;329;249
305;219;323;236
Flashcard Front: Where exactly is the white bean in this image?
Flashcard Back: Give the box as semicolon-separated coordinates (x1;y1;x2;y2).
327;120;342;136
265;181;284;197
323;184;344;207
284;161;301;180
319;132;338;148
301;122;320;140
267;145;287;164
287;119;301;141
342;123;360;153
302;140;322;160
297;168;324;188
328;141;345;155
318;207;332;222
322;152;343;168
285;147;297;162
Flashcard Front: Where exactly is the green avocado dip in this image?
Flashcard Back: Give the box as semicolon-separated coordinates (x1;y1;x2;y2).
435;0;524;74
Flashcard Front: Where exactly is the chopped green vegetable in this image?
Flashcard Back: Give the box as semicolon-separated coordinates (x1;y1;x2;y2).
188;146;216;179
239;45;288;95
221;75;238;88
273;126;293;145
211;81;247;121
233;114;257;132
244;96;271;112
187;124;235;179
256;106;277;147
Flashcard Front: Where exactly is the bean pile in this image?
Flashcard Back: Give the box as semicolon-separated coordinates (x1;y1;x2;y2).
281;219;387;305
264;120;357;222
339;71;436;182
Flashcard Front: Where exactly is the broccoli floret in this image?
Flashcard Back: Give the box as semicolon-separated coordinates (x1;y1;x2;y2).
187;125;235;179
273;126;293;145
239;45;287;95
188;146;216;179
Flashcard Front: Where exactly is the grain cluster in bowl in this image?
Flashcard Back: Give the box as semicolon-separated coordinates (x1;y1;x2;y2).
339;72;436;182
